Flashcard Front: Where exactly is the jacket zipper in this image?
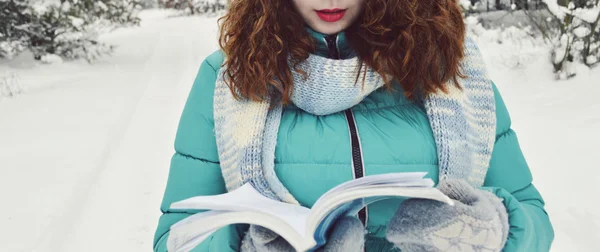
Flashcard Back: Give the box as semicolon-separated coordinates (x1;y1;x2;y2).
324;35;368;227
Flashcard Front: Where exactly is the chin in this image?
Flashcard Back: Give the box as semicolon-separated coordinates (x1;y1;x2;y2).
310;22;348;35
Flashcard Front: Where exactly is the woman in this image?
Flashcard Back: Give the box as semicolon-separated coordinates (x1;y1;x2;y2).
153;0;554;251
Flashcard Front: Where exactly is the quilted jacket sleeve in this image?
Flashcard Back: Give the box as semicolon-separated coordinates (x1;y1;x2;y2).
484;83;555;251
153;51;246;252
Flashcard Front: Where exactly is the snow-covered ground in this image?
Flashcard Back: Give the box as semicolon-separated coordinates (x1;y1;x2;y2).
0;10;598;252
471;25;600;252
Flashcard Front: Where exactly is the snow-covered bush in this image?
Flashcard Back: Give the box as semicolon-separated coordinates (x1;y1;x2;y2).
470;0;546;12
467;15;549;68
543;0;600;75
139;0;158;9
25;1;109;61
0;71;22;98
0;40;26;59
159;0;227;15
1;0;141;62
96;0;142;27
515;0;600;78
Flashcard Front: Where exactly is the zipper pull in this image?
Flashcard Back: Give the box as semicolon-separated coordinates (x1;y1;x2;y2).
324;34;340;60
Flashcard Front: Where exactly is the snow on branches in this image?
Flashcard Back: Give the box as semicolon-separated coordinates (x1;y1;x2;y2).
0;0;142;62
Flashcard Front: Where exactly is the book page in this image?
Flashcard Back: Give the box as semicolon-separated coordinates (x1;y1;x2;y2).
167;211;225;252
167;174;446;251
168;227;218;252
167;211;310;252
311;198;364;247
170;184;311;235
314;172;427;207
306;186;453;239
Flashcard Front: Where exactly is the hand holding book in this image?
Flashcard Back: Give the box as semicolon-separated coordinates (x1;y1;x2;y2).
386;179;510;252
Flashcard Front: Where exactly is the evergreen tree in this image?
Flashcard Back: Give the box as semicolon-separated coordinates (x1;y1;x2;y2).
159;0;226;15
1;0;142;62
139;0;158;9
0;0;31;58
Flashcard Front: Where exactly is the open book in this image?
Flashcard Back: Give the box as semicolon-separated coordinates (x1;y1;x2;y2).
167;172;453;252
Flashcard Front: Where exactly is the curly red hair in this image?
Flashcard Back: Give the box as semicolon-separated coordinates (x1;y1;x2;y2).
218;0;465;103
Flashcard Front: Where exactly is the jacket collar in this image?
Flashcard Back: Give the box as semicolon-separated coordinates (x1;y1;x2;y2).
306;27;353;59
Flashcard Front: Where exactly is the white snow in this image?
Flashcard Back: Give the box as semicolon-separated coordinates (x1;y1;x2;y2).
0;10;219;252
0;9;598;252
543;0;569;20
572;5;600;23
97;1;109;12
30;0;61;14
587;55;598;65
573;26;591;38
69;16;85;28
459;0;472;10
40;54;63;64
471;26;600;252
0;71;22;98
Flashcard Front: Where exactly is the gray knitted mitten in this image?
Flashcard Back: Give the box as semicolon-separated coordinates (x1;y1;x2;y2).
241;216;365;252
386;179;509;252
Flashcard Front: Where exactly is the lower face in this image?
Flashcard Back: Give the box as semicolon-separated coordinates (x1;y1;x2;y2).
292;0;364;35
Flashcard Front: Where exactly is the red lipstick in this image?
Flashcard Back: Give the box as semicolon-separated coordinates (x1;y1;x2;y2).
315;8;347;22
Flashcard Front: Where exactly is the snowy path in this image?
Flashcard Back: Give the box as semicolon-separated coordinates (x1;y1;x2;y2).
1;11;599;252
0;11;219;252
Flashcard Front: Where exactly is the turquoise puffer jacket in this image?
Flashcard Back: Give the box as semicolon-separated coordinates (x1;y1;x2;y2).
153;31;554;251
